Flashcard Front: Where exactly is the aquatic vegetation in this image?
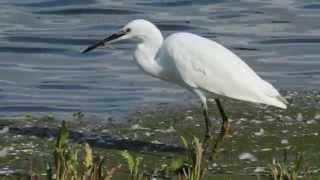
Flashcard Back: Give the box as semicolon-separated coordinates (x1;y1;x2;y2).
161;136;207;180
1;100;320;180
52;121;121;180
269;152;310;180
179;136;207;180
120;150;147;180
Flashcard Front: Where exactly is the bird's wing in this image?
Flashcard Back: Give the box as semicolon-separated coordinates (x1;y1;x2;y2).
163;32;286;108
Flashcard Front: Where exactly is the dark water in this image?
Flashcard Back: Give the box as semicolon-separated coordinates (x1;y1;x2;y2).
0;0;320;119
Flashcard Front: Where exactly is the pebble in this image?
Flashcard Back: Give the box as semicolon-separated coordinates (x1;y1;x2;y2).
251;120;262;124
0;168;14;176
151;140;163;144
260;148;272;152
314;113;320;120
281;130;289;134
254;167;265;173
281;139;289;144
0;148;8;157
144;132;152;136
185;116;193;121
254;128;264;136
0;127;9;134
266;118;275;122
155;126;176;133
239;152;257;162
296;113;303;121
307;120;316;125
131;124;149;130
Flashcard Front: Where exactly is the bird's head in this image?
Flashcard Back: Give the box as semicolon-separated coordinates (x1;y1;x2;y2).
82;19;162;54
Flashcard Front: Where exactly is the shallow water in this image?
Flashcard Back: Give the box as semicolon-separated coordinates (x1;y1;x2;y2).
0;0;320;119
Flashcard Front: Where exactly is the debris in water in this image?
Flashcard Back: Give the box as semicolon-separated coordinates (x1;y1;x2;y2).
307;120;316;125
239;152;257;162
151;140;163;144
254;128;264;136
296;113;303;121
251;120;262;124
212;163;218;167
155;126;176;133
0;126;9;134
0;147;8;157
239;118;247;122
0;167;14;176
314;113;320;120
144;132;152;136
254;167;265;173
101;129;110;133
281;130;289;134
185;115;193;121
260;148;272;152
281;139;289;144
131;124;150;130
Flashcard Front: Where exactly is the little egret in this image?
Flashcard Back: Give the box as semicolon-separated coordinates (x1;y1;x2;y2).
82;19;287;138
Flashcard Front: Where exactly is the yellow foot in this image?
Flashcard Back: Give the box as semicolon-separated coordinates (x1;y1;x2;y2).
220;119;232;137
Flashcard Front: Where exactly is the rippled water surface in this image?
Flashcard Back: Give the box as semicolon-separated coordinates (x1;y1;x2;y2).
0;0;320;119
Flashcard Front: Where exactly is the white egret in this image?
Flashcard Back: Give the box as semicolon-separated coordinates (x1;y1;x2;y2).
82;19;287;138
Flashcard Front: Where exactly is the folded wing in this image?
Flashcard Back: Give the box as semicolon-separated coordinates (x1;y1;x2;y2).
163;32;287;109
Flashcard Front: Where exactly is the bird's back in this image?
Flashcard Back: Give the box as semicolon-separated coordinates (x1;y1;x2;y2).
160;32;287;108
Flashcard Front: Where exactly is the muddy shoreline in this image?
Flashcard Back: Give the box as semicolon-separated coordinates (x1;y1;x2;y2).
1;90;320;179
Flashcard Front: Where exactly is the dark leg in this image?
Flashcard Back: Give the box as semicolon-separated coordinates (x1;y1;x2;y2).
202;103;212;141
215;99;231;135
193;89;212;142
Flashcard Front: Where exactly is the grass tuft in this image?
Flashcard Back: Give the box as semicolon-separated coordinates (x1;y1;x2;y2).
51;121;121;180
120;150;146;180
269;151;310;180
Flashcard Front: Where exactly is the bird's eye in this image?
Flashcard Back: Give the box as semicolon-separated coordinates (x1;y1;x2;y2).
125;28;131;33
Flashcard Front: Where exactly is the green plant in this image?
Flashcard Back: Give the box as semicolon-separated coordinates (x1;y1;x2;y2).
171;136;207;180
72;112;85;121
269;152;310;180
52;121;120;180
120;150;147;180
159;136;208;180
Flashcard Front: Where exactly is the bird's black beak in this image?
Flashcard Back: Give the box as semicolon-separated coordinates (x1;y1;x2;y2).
82;30;126;54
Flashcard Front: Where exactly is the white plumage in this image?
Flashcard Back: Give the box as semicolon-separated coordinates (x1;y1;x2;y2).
83;19;287;137
161;32;287;109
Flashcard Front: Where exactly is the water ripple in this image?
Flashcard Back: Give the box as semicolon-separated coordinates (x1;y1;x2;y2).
138;0;192;7
0;0;319;118
301;4;320;9
35;84;91;90
36;8;141;15
260;38;320;44
7;36;92;45
0;46;68;54
16;0;96;8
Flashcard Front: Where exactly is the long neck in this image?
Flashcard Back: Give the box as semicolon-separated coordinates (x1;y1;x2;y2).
134;33;163;78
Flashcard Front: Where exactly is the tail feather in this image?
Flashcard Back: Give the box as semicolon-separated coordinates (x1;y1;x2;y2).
273;95;287;109
277;95;288;105
259;80;288;109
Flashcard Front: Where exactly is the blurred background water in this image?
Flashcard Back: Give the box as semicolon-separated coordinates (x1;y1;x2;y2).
0;0;319;119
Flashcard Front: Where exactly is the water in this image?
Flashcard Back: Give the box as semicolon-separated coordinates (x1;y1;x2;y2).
0;0;320;119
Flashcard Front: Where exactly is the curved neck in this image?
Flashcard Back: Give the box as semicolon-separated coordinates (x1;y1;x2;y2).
134;32;164;78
